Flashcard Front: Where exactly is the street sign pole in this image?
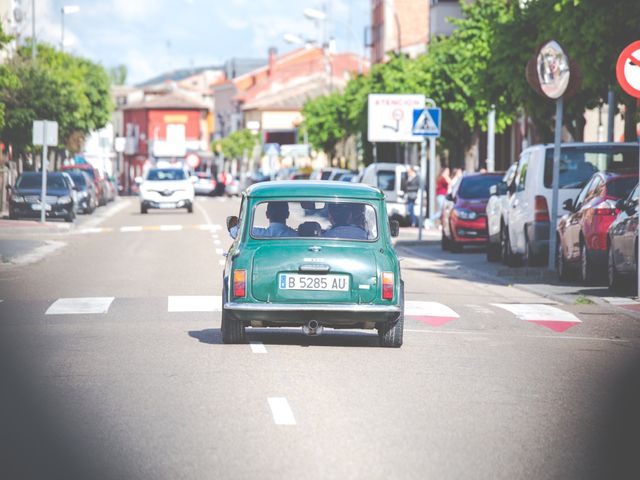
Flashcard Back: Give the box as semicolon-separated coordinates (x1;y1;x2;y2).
429;136;436;220
487;105;496;172
418;138;427;240
548;97;563;271
40;121;48;223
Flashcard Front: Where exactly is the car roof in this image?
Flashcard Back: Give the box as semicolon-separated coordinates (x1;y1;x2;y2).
246;180;384;199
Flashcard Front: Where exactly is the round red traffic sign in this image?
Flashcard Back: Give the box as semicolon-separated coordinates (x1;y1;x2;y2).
186;153;200;169
616;40;640;99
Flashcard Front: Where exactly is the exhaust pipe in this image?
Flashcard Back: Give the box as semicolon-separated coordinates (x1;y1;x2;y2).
302;319;323;336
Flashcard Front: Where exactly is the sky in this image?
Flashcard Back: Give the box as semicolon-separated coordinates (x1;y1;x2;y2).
16;0;370;85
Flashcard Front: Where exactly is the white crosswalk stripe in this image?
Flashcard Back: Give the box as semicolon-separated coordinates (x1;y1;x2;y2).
167;295;221;312
405;301;460;327
492;303;581;332
46;297;115;315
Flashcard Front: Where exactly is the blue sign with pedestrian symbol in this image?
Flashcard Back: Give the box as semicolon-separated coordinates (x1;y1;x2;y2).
412;108;441;137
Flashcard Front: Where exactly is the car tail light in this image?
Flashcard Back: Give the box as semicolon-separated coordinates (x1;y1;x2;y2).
593;200;618;216
382;272;394;300
534;196;550;222
233;270;246;298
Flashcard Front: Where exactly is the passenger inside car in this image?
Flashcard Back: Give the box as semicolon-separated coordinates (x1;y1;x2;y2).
323;203;368;240
251;201;297;237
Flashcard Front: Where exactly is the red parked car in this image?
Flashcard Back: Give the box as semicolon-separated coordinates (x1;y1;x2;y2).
556;171;638;284
441;172;503;252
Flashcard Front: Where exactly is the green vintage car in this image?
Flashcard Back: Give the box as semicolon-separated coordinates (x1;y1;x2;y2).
222;181;404;347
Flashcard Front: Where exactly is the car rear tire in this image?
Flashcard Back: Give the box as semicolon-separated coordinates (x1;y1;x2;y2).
558;240;571;281
187;204;193;214
65;212;75;223
524;232;544;267
486;242;501;262
221;287;245;344
580;241;597;285
607;243;624;293
501;227;519;267
378;282;404;348
140;205;148;214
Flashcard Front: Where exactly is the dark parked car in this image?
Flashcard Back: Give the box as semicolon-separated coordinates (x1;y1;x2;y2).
607;183;638;293
61;165;105;206
8;171;76;222
441;173;503;252
557;171;637;283
66;170;98;214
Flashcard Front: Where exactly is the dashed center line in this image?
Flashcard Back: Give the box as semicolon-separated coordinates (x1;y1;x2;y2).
250;342;267;354
268;397;296;425
120;226;143;232
215;248;224;255
160;225;183;231
214;240;221;245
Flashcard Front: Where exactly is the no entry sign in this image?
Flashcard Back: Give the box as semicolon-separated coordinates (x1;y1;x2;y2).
616;40;640;98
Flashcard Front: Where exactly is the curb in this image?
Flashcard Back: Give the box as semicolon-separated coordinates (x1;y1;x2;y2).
396;244;640;321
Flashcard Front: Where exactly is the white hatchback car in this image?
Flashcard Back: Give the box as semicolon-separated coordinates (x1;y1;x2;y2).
502;142;638;266
137;167;195;214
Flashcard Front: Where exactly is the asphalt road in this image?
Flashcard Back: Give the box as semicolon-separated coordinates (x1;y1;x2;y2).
1;196;639;480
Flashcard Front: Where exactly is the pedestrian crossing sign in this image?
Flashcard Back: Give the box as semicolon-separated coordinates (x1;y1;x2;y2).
412;108;441;137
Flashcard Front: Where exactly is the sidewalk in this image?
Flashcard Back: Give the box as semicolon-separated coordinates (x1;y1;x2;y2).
394;226;640;321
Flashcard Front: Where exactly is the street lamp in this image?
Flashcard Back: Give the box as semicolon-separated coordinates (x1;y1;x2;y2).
60;5;80;52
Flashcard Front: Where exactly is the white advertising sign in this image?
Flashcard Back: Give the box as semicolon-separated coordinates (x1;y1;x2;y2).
367;94;425;142
32;120;59;146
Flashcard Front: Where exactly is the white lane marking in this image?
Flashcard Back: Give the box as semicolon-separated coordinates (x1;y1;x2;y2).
160;225;183;231
602;297;638;305
492;304;581;322
465;304;495;315
8;240;66;266
81;198;131;228
198;224;214;231
493;303;581;333
250;342;267;354
167;295;221;312
214;240;221;245
268;398;296;425
80;227;103;234
403;329;629;343
215;248;224;255
218;259;226;266
46;297;114;315
120;226;143;232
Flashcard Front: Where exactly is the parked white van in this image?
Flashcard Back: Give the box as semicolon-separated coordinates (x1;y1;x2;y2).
502;142;638;266
360;162;417;226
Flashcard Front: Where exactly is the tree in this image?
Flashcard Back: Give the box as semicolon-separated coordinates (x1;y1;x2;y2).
0;25;19;132
214;129;259;160
302;92;347;160
108;65;127;86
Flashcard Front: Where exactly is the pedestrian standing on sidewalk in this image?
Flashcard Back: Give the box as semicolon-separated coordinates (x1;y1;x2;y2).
428;166;451;229
405;167;419;227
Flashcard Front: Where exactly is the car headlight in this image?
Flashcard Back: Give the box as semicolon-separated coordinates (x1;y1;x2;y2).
454;208;477;220
57;196;72;204
11;195;25;203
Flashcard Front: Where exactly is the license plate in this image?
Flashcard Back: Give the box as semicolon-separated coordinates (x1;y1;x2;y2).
279;273;349;291
31;203;51;211
158;203;176;209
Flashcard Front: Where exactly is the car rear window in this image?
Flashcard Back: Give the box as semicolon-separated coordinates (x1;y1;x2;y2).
147;169;186;181
251;200;378;241
457;175;502;199
607;176;638;199
544;145;637;189
377;171;395;191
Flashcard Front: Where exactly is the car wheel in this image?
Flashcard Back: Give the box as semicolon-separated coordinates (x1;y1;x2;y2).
558;239;571;281
64;212;74;223
607;243;624;293
140;205;148;214
486;241;501;262
524;232;544;267
8;210;17;220
580;241;597;285
441;231;450;251
501;227;519;267
449;223;462;253
221;287;245;344
187;204;193;214
378;282;403;348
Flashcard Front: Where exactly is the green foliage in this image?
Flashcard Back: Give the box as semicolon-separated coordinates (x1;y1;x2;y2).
214;129;259;160
0;42;113;156
108;65;127;86
302;91;347;158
